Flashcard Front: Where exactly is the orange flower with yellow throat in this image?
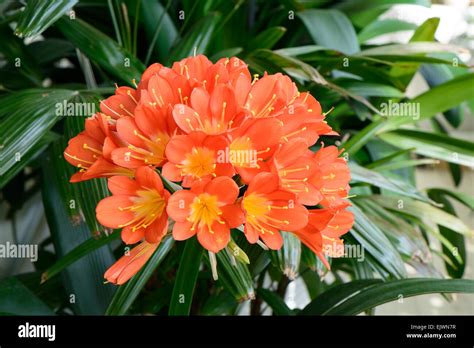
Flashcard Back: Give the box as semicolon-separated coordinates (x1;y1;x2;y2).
64;54;354;285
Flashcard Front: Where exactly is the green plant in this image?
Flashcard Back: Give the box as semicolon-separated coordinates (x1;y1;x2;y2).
0;0;473;316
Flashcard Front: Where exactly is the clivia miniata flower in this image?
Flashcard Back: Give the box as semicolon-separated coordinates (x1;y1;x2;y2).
64;54;354;285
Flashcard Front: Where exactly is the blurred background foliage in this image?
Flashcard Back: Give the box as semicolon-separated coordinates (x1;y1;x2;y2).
0;0;473;315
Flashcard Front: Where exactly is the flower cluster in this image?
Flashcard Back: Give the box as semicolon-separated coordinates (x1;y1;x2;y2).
64;55;354;285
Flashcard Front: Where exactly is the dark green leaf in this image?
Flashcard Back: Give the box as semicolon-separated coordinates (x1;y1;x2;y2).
258;289;294;316
297;9;359;54
169;237;203;315
0;277;54;315
15;0;78;38
56;17;145;83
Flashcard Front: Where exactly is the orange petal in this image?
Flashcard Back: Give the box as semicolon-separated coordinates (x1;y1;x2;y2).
111;147;145;168
96;196;135;228
121;226;144;244
204;176;238;205
135;166;164;193
108;176;140;196
197;221;230;253
172;221;196;241
167;190;195;222
221;204;245;228
144;213;169;243
260;230;283;250
162;162;183;182
116;116;147;148
247;172;279;194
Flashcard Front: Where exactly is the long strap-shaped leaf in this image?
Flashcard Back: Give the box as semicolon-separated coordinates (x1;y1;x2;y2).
106;237;174;315
257;289;294;316
301;278;474;316
299;279;383;315
41;231;120;284
15;0;78;38
169;237;203;316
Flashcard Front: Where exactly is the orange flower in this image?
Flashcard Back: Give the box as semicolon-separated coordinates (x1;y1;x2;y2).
270;138;320;205
100;86;139;120
162;131;234;187
167;177;244;252
227;117;283;183
96;166;170;244
277;92;335;145
110;115;174;169
104;241;158;285
241;172;308;249
293;204;354;269
308;145;351;208
244;73;298;119
172;84;242;135
64;113;133;182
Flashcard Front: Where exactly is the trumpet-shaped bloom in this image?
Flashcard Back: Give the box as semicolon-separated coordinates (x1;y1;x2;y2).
96;166;170;244
104;241;158;285
64;113;133;182
167;177;244;252
293;204;354;269
162;131;234;187
308;145;351;208
172;84;242;135
241;172;308;249
227;118;283;183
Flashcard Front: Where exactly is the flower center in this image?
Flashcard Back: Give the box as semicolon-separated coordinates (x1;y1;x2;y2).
129;130;170;166
229;137;256;168
179;147;216;179
118;189;166;231
188;193;223;233
242;193;289;234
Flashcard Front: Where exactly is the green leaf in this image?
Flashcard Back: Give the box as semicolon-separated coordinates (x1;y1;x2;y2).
350;203;407;279
42;140;116;314
427;188;474;210
124;0;178;64
378;129;474;167
15;0;78;38
335;0;430;28
0;277;55;315
428;191;466;278
56;17;145;83
169;13;221;62
41;231;120;284
318;278;474;315
248;26;286;51
357;42;466;57
357;19;417;43
343;119;386;155
349;162;432;203
337;80;404;98
0;89;77;189
299;279;383;315
258;289;294;316
0;131;58;190
106;237;174;315
169;237;203;315
297;9;360;54
366;195;473;237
